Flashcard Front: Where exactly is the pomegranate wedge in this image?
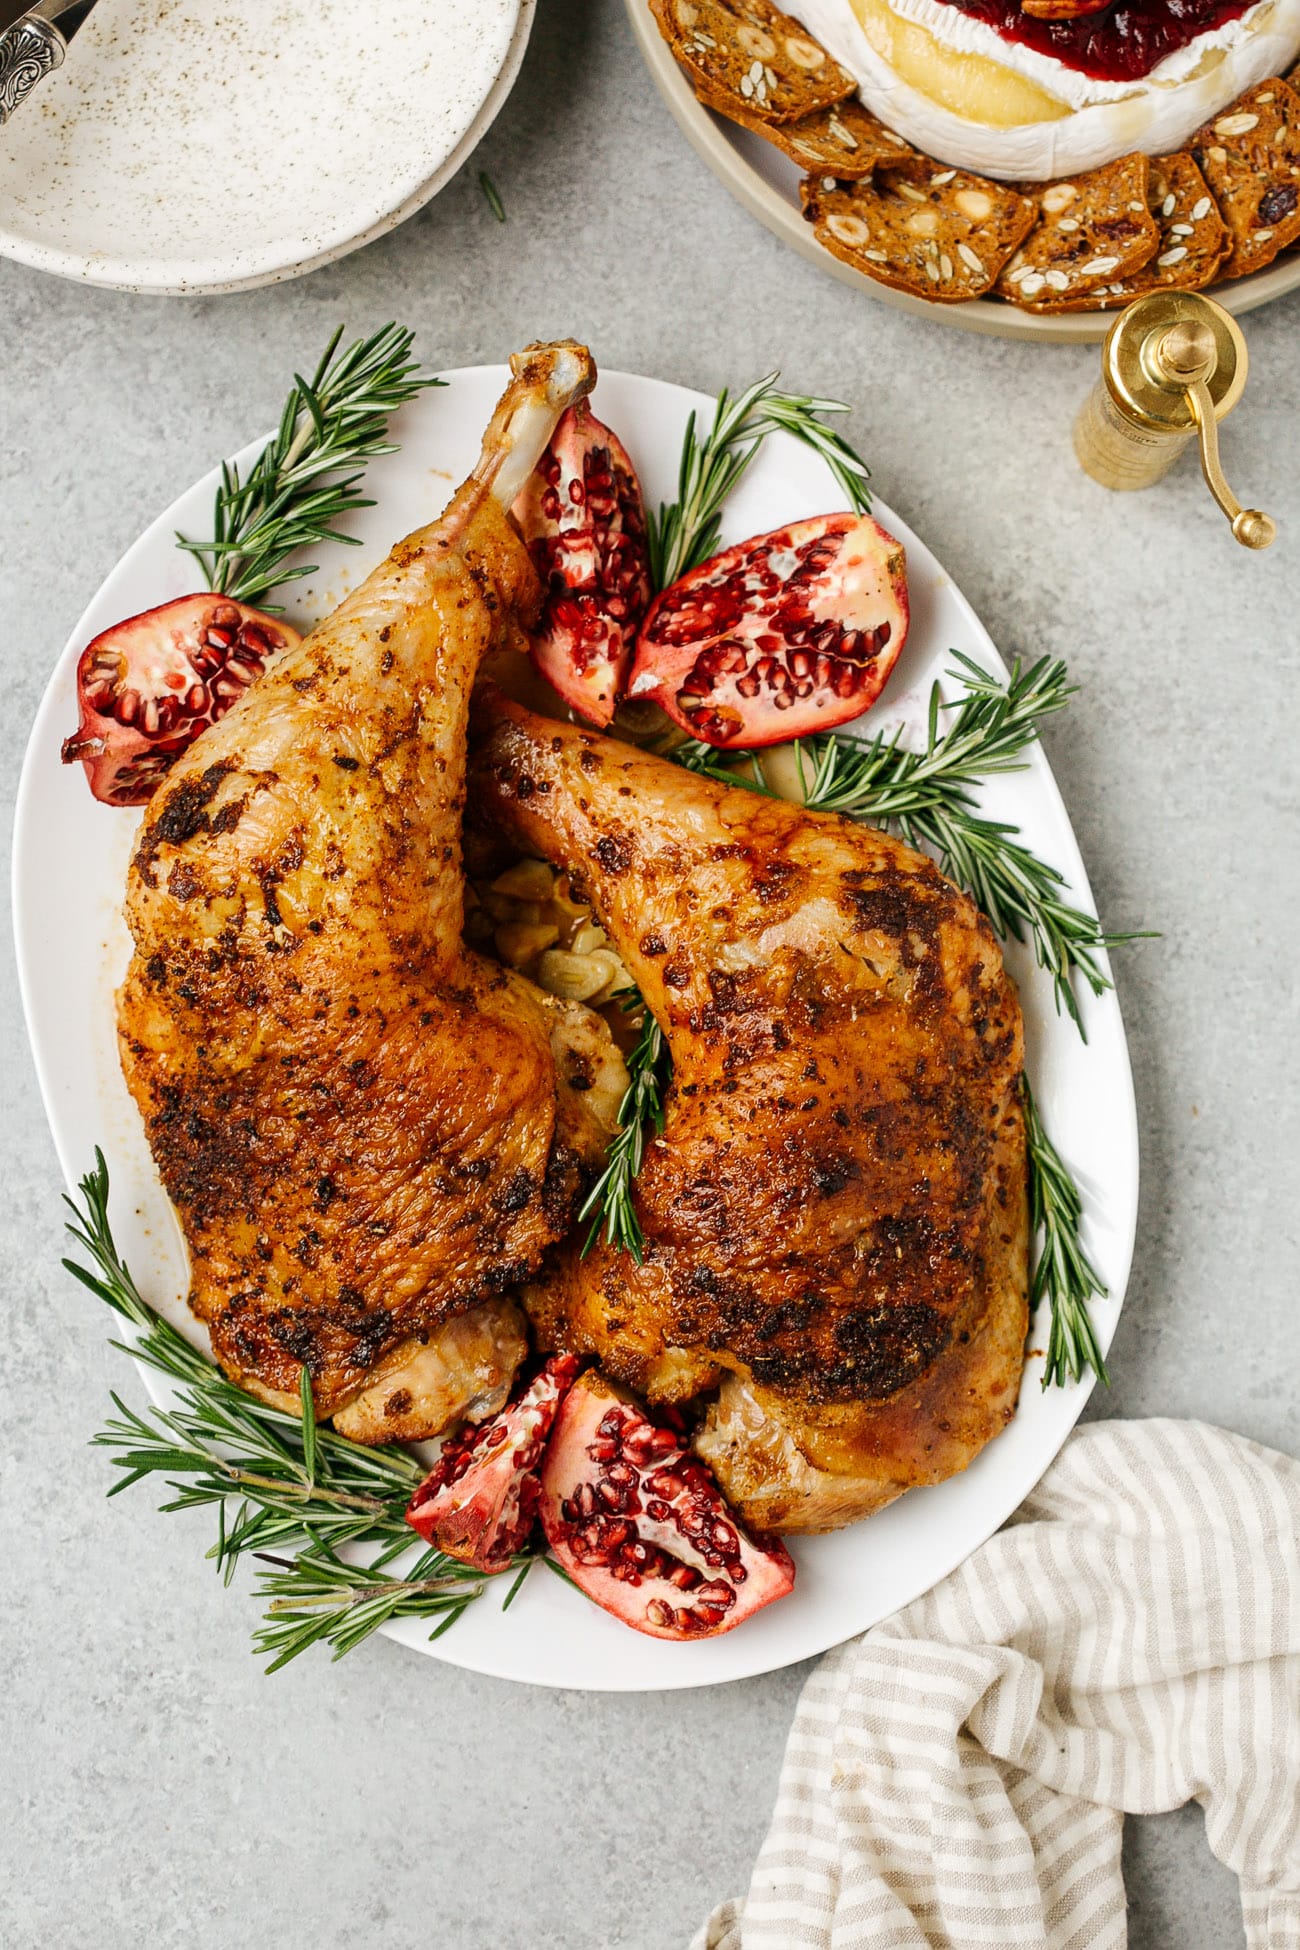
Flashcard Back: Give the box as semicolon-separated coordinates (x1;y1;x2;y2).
61;594;299;807
406;1356;580;1573
539;1372;795;1640
628;512;908;748
512;400;652;727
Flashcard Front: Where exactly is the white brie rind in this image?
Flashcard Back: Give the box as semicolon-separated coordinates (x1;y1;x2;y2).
794;0;1300;180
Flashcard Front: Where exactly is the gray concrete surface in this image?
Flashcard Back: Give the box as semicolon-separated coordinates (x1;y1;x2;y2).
3;4;1297;1946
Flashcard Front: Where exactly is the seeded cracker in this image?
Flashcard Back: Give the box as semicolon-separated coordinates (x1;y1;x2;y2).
1015;152;1227;312
650;0;856;125
997;153;1159;307
725;94;914;177
800;162;1036;302
1190;78;1300;277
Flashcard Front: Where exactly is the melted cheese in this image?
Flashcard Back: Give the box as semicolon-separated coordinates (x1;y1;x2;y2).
852;0;1071;124
795;0;1300;178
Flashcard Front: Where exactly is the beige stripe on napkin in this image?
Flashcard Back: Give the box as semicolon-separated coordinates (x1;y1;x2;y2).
695;1420;1300;1950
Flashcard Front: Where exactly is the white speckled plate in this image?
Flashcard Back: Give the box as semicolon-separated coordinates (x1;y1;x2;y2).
14;365;1137;1689
0;0;533;294
625;0;1300;343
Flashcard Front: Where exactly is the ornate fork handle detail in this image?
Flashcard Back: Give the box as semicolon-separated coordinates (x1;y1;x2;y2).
0;15;65;126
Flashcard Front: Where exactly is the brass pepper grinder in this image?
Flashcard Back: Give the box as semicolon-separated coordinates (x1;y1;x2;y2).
1073;290;1276;550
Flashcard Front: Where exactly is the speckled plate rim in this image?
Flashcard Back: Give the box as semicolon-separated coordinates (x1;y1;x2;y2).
0;1;535;297
625;0;1300;343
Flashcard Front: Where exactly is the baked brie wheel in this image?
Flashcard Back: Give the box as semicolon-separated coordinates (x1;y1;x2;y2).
794;0;1300;178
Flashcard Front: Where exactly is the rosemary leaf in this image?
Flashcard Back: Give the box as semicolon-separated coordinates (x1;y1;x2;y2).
479;170;507;223
298;1365;319;1489
500;1559;534;1613
176;322;440;610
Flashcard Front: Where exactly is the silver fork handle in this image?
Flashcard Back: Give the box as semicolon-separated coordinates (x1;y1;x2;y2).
0;12;66;128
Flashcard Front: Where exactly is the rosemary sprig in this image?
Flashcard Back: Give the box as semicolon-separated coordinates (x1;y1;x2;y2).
65;1152;499;1665
1023;1080;1109;1388
647;373;872;589
479;170;507;223
577;1002;670;1262
674;652;1144;1033
176;322;440;609
251;1547;485;1672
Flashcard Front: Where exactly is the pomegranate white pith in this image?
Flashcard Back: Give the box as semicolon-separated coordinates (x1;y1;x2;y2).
628;512;908;748
539;1371;796;1639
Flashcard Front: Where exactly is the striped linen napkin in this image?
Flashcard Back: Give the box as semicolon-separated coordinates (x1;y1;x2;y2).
695;1420;1300;1950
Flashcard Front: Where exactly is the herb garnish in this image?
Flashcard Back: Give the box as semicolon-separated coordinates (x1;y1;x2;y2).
177;322;439;610
577;1001;670;1264
67;1154;512;1669
1023;1080;1109;1388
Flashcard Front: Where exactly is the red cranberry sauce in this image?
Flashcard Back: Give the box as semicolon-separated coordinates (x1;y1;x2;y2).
937;0;1257;82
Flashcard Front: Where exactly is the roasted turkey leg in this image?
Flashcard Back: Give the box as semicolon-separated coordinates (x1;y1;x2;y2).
469;691;1029;1532
118;343;626;1437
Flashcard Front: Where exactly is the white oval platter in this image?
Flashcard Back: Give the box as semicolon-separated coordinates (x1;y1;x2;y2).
625;0;1300;344
0;0;533;295
13;364;1138;1689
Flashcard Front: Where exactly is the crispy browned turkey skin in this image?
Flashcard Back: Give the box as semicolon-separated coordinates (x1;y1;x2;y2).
469;692;1029;1532
116;344;627;1435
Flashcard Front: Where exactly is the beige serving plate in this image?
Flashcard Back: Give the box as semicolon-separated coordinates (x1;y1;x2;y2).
626;0;1300;342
